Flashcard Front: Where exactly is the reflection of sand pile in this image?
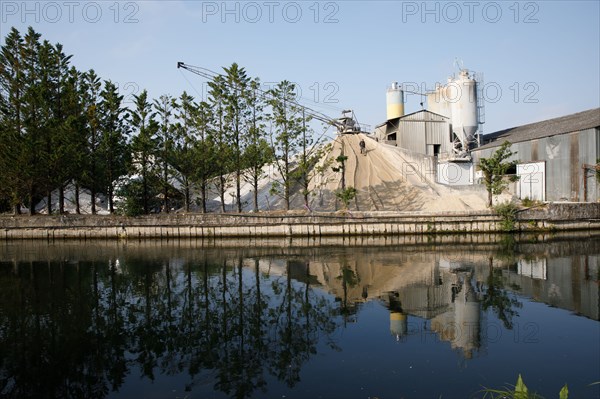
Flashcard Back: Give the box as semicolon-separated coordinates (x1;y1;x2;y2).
206;134;492;212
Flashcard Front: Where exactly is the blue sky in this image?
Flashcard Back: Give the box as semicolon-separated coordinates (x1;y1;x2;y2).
1;0;599;134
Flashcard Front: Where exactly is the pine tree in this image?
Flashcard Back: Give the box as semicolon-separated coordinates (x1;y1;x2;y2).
0;28;26;214
242;78;273;212
223;63;251;212
207;75;231;212
129;89;159;214
191;100;216;213
153;94;177;213
81;69;102;214
173;91;198;212
20;27;45;215
267;81;304;211
98;80;130;214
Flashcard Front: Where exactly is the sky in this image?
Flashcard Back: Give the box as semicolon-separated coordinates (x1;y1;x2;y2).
1;0;599;135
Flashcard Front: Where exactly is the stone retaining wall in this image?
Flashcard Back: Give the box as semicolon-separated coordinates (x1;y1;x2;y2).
1;203;598;240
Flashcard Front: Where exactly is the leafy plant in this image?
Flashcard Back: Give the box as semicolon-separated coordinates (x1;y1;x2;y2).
479;141;519;208
494;201;519;232
482;374;568;399
335;187;357;210
521;197;543;207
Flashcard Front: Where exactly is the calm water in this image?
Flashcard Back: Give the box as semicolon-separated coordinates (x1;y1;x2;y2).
1;234;599;399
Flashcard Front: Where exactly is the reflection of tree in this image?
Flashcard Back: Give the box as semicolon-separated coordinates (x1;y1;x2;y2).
336;258;360;322
0;251;339;399
481;257;522;329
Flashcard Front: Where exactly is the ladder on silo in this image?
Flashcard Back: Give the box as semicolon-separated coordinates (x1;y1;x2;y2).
474;72;485;146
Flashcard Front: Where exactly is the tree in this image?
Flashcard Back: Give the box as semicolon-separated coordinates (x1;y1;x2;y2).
0;28;27;214
479;141;519;208
223;63;251;213
173;91;198;212
191;100;217;213
154;94;177;213
98;80;130;213
80;69;103;214
331;146;357;210
267;81;304;211
292;112;332;211
19;27;45;215
207;75;231;212
129;89;159;214
242;78;273;212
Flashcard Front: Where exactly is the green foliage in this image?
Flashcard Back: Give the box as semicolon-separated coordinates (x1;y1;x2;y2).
494;201;519;232
267;80;305;210
116;179;145;216
521;197;543;207
482;374;568;399
479;141;519;208
335;187;357;209
0;27;328;214
596;159;600;183
559;385;569;399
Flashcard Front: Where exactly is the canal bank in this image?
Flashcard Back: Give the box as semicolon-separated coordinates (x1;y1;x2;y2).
1;203;599;240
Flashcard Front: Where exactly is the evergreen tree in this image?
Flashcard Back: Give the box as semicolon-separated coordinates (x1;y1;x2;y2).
80;69;103;214
207;75;231;212
173;91;198;212
129;89;159;214
98;80;130;213
20;27;46;215
49;43;80;214
242;78;273;212
292;111;331;210
267;81;304;211
191;100;217;213
64;66;88;214
223;63;251;212
0;28;26;214
153;94;177;213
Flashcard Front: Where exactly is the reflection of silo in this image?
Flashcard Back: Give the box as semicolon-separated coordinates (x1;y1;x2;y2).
453;277;480;359
390;312;408;338
449;70;478;146
386;82;404;120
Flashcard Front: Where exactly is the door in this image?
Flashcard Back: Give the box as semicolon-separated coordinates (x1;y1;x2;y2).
517;162;545;201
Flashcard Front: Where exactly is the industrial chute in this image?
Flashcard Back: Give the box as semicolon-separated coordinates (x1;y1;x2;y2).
177;62;366;136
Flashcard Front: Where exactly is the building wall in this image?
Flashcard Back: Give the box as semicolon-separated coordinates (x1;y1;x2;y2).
472;128;599;202
380;111;453;156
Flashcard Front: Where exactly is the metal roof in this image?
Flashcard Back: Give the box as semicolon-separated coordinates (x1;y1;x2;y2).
478;107;600;150
375;109;450;128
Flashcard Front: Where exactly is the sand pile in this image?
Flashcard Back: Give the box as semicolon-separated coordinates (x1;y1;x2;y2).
207;133;496;213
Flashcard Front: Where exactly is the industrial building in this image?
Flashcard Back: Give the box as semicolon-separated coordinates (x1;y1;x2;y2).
471;108;600;202
373;67;600;202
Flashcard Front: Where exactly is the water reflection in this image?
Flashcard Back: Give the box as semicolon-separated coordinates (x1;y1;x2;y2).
0;233;598;398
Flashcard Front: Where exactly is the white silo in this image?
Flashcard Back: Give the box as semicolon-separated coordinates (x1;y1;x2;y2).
427;82;452;118
449;70;479;147
386;82;404;120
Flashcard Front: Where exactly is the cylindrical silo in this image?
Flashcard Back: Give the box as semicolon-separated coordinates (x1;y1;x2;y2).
427;83;452;118
386;82;404;120
450;70;479;146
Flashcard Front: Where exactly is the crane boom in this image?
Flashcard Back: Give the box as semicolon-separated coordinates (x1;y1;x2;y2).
177;61;365;134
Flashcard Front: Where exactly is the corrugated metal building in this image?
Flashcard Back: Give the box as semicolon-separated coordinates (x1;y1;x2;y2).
471;108;600;202
373;110;453;156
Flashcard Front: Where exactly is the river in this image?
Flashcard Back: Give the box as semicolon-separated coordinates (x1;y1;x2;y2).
1;233;599;398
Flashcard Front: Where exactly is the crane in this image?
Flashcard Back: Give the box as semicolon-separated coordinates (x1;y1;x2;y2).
177;62;366;135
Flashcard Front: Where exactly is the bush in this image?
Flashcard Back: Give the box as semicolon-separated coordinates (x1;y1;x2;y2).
494;201;519;232
116;180;147;217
